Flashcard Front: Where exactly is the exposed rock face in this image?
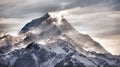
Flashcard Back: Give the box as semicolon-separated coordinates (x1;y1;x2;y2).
12;54;36;67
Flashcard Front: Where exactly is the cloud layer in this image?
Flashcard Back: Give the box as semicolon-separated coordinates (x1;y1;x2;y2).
0;0;119;18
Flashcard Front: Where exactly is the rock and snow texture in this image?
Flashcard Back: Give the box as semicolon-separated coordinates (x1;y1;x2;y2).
19;13;108;53
0;40;120;67
0;13;120;67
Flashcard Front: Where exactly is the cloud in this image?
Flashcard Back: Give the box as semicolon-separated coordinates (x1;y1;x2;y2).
0;24;10;32
0;0;119;18
0;18;28;35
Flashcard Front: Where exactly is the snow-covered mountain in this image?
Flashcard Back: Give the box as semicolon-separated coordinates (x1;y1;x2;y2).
19;13;108;54
0;13;120;67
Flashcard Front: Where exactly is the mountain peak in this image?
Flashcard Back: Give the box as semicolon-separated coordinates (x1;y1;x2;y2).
19;13;50;35
48;11;68;25
18;13;108;54
19;12;66;35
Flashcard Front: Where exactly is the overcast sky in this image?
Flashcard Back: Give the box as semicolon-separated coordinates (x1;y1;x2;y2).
0;0;120;55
